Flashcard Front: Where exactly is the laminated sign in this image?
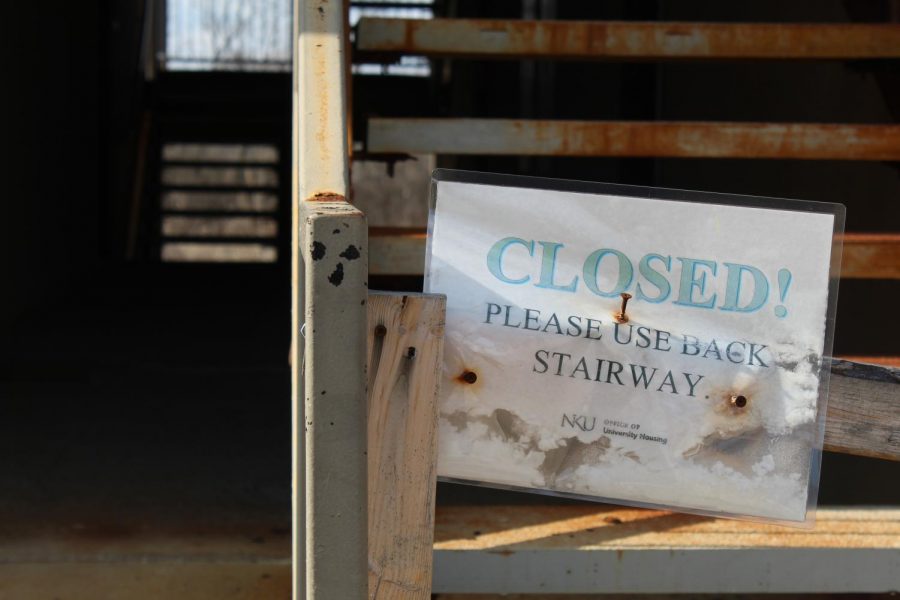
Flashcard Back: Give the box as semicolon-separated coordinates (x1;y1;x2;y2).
424;170;844;525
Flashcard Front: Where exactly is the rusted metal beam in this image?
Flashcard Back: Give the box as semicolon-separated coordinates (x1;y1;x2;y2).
841;233;900;279
358;18;900;61
370;227;427;276
367;118;900;160
370;228;900;280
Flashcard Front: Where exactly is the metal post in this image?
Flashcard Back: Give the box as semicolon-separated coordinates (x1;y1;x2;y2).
293;1;368;599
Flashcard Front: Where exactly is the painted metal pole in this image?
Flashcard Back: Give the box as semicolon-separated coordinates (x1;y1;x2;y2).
293;1;368;599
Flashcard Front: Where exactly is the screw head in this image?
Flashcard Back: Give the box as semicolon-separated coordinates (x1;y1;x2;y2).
730;394;748;408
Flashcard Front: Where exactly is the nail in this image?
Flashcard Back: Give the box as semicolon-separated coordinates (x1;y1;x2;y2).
730;394;748;408
614;293;632;324
460;371;477;384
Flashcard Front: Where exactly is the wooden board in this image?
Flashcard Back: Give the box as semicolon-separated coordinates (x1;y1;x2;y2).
370;228;900;280
367;292;446;599
358;18;900;61
825;359;900;461
367;119;900;160
431;506;900;594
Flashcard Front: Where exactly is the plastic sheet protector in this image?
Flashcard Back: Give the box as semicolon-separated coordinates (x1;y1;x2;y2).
424;169;844;525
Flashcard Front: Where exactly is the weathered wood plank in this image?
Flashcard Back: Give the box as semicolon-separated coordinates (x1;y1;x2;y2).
432;506;900;594
825;358;900;461
840;356;900;368
367;292;446;600
367;118;900;160
370;229;900;280
434;505;900;551
358;18;900;61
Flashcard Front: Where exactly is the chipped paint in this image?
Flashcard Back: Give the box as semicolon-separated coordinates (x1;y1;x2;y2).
328;263;344;286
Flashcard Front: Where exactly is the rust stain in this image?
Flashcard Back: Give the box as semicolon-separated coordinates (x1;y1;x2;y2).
730;394;749;409
382;119;900;160
308;191;347;203
362;19;900;60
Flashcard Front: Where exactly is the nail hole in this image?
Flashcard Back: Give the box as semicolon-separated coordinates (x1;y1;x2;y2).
374;324;387;337
406;346;416;359
731;394;748;408
461;371;477;384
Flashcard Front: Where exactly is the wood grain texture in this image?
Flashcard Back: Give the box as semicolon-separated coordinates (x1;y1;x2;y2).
367;292;446;600
825;359;900;461
431;506;900;594
434;505;900;550
368;119;900;160
358;18;900;60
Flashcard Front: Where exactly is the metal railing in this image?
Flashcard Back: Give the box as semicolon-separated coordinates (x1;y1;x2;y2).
293;0;369;598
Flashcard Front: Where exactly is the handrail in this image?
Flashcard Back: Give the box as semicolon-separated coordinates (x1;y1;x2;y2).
293;1;368;599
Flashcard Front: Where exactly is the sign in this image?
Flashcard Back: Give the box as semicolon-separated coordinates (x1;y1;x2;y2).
425;170;843;524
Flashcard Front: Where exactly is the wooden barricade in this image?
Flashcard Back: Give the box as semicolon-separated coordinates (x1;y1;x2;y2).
367;292;445;600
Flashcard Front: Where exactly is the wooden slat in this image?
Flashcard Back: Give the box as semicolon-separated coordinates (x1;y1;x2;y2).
841;233;900;279
370;229;900;280
368;118;900;160
825;358;900;461
840;356;900;368
435;505;900;551
367;292;446;599
432;506;900;594
358;18;900;61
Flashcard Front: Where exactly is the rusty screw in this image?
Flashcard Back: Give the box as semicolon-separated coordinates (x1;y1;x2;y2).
730;394;748;409
460;370;478;384
614;292;633;324
374;324;387;337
